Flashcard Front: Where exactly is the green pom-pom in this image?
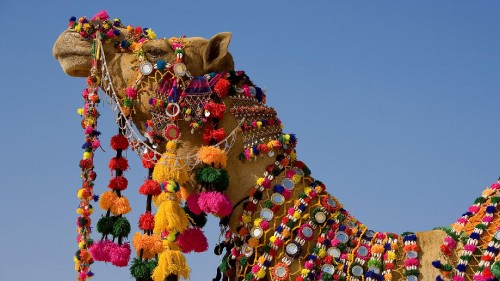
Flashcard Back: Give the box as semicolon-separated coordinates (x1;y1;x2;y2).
96;215;118;235
130;257;150;280
245;272;253;281
491;196;500;204
441;264;453;271
112;216;131;238
147;259;158;272
123;98;134;108
239;257;247;267
491;261;500;279
195;166;229;191
474;197;485;204
367;259;382;269
263;200;273;208
322;272;333;281
183;205;207;228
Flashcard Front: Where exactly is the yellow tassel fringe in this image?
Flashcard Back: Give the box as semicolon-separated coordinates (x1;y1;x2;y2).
152;141;189;184
154;196;189;234
152;245;190;281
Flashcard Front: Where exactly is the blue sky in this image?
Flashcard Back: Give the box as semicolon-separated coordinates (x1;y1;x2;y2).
0;1;499;280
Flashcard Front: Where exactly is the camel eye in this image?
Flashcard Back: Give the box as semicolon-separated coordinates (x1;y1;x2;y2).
145;48;166;59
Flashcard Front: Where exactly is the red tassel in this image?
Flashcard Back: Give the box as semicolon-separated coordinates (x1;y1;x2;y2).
202;127;226;145
108;176;129;191
110;134;129;151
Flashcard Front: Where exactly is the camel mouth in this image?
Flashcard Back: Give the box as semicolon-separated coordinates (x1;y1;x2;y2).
53;29;93;77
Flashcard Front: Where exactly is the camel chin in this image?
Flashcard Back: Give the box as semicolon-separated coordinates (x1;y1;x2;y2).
53;29;93;77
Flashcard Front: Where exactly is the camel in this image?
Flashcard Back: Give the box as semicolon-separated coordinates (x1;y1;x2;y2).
53;13;500;281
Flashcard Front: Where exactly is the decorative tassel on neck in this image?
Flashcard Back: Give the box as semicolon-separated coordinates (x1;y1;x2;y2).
152;141;189;184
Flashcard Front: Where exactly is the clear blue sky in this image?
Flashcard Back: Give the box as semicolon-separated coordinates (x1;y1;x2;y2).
0;1;499;280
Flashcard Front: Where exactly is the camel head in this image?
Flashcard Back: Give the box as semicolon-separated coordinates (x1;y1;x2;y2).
53;19;234;78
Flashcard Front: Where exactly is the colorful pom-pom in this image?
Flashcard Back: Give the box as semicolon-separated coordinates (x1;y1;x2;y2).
197;146;227;168
139;212;155;231
197;191;233;217
110;243;131;267
186;193;202;215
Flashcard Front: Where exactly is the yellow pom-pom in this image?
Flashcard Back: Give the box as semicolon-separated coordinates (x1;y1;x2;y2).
77;108;84;116
166;141;177;152
290;150;297;160
126;25;133;32
384;273;392;280
253;218;263;227
269;236;276;243
256;121;263;127
78;240;86;249
75;23;82;33
257;270;266;279
197;146;227;168
292;174;302;184
83;23;91;30
387;251;396;260
242;214;252;224
185;108;192;114
256;178;265;186
147;29;157;40
76;208;83;215
318;248;326;258
293;211;301;220
83;151;92;159
301;269;310;275
167;231;177;242
110;196;132;215
99;191;118;211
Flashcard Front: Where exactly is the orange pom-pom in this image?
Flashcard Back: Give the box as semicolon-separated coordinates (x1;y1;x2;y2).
99;191;118;211
110;196;131;215
197;146;227;168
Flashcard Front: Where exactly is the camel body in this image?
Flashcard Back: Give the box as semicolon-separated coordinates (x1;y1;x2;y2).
53;16;500;281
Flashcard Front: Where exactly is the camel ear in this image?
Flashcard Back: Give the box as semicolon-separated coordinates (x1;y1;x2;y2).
203;32;232;72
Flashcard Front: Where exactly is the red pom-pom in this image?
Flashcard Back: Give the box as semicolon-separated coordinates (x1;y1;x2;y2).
80;159;94;169
440;244;452;256
186;193;202;215
109;157;129;171
142;151;157;169
108;176;129;191
110;134;129;151
214;78;230;98
139;180;161;196
177;227;208;253
139;212;155;231
204;102;226;119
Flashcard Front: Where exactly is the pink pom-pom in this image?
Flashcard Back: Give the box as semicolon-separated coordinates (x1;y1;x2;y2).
282;189;291;199
106;30;115;38
89;240;113;262
285;170;296;178
453;276;465;281
287;208;295;216
444;237;456;249
82;89;89;99
305;260;314;270
110;243;131;267
260;220;270;230
261;178;271;189
126;87;138;99
468;205;480;213
187;193;202;215
78;272;88;280
251;264;260;274
404;258;419;267
457;217;468;224
92;10;109;21
91;139;100;149
482;215;493;222
331;238;340;247
490;182;500;190
464;243;476;252
177;227;208;253
84;126;93;135
197;192;232;217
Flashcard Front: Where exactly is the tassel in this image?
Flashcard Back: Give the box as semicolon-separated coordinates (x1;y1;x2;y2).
152;141;189;184
132;232;163;260
154;194;189;234
152;241;190;281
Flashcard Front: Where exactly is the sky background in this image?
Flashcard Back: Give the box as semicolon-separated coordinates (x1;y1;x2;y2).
0;1;499;280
